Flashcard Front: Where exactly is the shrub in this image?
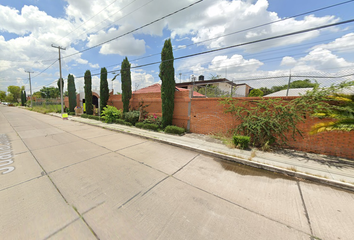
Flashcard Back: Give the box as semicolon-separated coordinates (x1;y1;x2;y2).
124;110;140;125
142;123;159;131
87;115;100;121
164;125;185;135
81;114;88;118
135;122;144;128
69;112;75;115
115;119;133;126
143;114;162;128
248;89;263;97
233;135;250;149
101;105;122;123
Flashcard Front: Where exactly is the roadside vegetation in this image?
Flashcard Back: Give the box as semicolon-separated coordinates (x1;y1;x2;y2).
220;81;354;151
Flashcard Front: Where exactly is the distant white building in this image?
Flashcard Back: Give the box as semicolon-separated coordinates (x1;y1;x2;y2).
175;77;252;97
264;86;354;97
264;88;313;97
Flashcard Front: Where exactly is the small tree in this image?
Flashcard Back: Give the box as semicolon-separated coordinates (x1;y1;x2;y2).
121;57;132;113
57;78;64;96
23;91;27;105
100;67;109;113
84;70;93;115
159;39;175;128
249;89;264;97
20;91;24;106
67;74;77;112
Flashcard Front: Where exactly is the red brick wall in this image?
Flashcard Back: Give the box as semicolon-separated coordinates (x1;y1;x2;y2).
190;96;354;159
107;93;353;159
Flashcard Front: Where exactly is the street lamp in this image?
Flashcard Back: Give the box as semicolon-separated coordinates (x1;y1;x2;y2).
111;72;120;94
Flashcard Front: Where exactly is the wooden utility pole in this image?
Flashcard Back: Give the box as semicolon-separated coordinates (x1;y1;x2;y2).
25;70;34;108
51;44;66;115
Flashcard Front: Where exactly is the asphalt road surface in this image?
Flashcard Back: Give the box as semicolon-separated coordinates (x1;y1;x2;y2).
1;105;354;240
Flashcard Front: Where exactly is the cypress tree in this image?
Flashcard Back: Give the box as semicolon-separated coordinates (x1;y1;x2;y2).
84;70;93;115
100;67;109;113
23;91;27;105
121;57;132;113
67;74;77;112
57;78;64;95
159;39;175;128
20;91;24;106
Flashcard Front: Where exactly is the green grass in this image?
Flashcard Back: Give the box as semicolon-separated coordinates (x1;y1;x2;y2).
30;104;61;114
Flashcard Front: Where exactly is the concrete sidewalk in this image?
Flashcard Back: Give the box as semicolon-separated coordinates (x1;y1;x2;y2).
50;113;354;192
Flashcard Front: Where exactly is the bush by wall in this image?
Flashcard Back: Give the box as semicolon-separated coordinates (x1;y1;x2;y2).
115;119;133;126
81;114;88;118
142;123;159;131
164;125;185;135
101;105;122;123
135;122;144;128
233;135;250;149
124;110;140;125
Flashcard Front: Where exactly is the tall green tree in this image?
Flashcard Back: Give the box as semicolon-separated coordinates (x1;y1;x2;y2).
84;70;93;115
0;91;6;101
23;91;27;104
121;57;132;113
7;86;22;102
159;39;175;128
57;78;64;99
20;91;24;106
39;86;59;98
67;74;77;112
100;67;109;114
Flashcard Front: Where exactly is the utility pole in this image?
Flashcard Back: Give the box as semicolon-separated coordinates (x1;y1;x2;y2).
51;44;66;115
286;71;292;97
25;70;34;108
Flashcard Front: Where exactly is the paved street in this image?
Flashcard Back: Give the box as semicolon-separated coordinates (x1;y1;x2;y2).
1;105;354;240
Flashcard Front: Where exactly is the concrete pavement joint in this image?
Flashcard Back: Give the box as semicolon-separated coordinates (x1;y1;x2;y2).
0;175;44;192
116;191;142;210
113;140;149;152
47;151;112;174
115;151;168;175
173;177;313;238
171;154;200;176
141;176;170;197
297;181;314;238
72;205;100;240
43;217;81;240
55;113;354;192
81;201;106;215
4;110;100;240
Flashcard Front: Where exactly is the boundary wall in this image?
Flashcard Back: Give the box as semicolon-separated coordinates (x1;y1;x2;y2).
75;92;353;159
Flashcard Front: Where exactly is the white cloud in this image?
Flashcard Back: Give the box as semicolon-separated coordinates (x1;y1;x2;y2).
280;56;297;66
89;63;99;68
169;0;339;52
312;33;354;53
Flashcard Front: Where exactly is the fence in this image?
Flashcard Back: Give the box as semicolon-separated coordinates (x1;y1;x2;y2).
188;70;354;98
31;98;61;106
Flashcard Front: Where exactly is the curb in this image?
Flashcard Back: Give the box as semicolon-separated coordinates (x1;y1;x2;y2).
50;113;354;193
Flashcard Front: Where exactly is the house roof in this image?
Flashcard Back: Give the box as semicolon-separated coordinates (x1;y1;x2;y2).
264;88;313;97
133;83;204;96
175;78;248;88
264;86;354;97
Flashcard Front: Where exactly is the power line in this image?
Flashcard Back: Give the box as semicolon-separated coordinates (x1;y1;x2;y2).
55;0;118;44
32;60;59;79
101;0;354;68
68;19;354;81
62;0;205;59
74;0;149;41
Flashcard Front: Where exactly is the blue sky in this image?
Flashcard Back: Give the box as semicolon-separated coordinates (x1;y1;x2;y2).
1;0;354;94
